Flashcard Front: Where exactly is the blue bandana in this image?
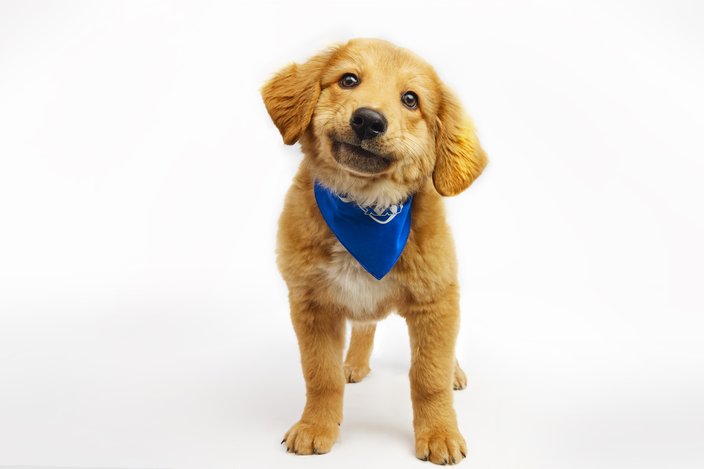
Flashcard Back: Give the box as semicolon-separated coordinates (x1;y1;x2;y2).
314;180;413;280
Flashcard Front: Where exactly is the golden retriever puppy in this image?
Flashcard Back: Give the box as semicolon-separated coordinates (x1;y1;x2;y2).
261;38;487;465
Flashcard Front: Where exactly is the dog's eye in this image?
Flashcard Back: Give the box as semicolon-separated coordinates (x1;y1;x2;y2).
339;73;360;88
401;91;419;110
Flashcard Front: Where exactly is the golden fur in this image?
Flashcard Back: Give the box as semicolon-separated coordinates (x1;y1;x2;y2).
261;38;487;465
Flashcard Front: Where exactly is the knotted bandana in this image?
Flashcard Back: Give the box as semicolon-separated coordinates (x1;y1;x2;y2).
314;180;413;280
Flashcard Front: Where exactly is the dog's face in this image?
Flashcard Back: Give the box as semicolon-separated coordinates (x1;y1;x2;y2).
262;39;487;206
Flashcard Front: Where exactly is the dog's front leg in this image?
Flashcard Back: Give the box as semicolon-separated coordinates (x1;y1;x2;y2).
282;298;345;455
406;293;467;465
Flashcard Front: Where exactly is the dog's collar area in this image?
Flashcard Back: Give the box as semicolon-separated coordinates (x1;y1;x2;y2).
314;180;413;280
335;193;405;225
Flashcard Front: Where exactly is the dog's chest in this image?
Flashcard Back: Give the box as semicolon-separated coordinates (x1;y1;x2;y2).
322;242;395;319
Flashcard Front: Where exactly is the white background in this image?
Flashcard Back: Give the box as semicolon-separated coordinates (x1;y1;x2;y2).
1;1;703;468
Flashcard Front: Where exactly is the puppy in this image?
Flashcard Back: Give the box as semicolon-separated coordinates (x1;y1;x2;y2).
261;38;487;465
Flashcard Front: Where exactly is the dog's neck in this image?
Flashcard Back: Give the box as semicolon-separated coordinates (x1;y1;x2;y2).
316;180;410;212
307;171;416;210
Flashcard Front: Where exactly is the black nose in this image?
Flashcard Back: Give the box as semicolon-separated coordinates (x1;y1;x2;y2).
350;107;387;140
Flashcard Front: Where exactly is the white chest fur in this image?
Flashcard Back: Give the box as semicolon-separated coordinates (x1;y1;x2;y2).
323;242;395;319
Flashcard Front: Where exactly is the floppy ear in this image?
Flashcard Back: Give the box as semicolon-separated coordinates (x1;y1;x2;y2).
432;84;488;196
261;47;338;145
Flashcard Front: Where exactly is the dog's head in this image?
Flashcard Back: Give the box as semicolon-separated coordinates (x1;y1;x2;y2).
262;38;487;206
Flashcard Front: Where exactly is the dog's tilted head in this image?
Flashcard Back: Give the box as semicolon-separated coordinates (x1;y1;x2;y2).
262;38;487;206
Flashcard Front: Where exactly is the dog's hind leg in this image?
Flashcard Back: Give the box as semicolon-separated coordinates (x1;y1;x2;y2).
344;322;376;383
453;359;468;390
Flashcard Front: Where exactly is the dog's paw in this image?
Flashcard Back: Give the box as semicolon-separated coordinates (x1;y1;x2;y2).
344;363;371;383
453;362;468;391
282;421;339;455
415;429;467;465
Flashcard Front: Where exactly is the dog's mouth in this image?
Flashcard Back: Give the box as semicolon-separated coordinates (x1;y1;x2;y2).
330;140;393;175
